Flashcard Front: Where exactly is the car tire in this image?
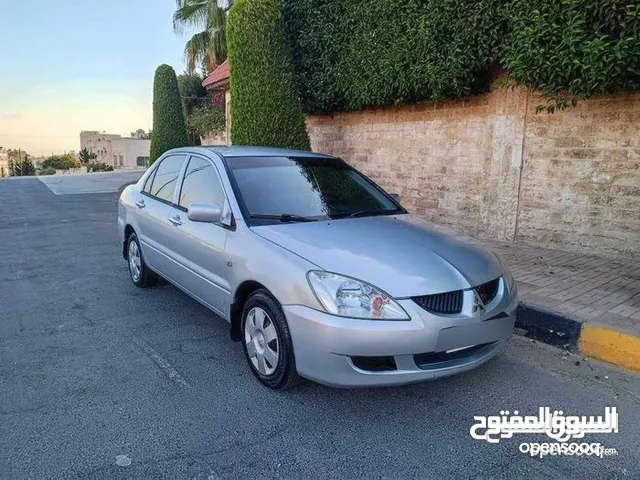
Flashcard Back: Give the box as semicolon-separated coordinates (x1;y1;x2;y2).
126;232;158;288
241;290;300;390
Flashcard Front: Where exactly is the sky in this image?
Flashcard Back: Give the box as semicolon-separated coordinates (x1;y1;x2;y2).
0;1;191;156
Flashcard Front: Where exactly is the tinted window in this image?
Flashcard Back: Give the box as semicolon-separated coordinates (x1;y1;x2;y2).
178;156;226;209
227;156;401;223
148;155;185;202
142;167;157;194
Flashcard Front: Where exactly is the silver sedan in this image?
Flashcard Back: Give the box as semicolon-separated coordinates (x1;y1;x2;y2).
118;146;517;389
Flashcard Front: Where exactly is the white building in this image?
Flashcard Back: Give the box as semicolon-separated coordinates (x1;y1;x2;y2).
0;150;8;177
111;137;151;168
80;131;150;169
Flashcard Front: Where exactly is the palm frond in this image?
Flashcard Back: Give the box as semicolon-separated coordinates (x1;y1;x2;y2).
173;0;210;33
176;1;229;73
184;30;212;73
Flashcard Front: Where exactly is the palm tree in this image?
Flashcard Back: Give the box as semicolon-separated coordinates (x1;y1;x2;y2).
173;0;231;73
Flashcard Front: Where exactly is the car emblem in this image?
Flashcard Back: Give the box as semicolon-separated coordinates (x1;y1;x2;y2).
472;292;485;313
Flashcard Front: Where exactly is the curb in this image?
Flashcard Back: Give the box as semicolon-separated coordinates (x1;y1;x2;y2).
515;303;582;350
579;325;640;373
515;302;640;372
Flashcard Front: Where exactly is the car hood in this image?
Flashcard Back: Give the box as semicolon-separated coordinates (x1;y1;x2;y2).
251;214;503;298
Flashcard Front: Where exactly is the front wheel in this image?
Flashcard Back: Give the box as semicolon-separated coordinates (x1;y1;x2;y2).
241;290;299;390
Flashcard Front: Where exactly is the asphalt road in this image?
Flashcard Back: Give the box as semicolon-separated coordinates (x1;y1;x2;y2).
0;176;638;479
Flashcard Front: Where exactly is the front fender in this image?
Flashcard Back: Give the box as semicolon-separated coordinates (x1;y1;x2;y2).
225;230;323;315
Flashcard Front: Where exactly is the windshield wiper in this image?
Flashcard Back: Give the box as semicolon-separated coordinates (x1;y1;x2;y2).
331;208;402;219
249;213;316;223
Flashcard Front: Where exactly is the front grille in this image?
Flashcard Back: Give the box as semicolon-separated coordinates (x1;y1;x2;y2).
475;278;500;305
412;277;501;315
412;290;463;314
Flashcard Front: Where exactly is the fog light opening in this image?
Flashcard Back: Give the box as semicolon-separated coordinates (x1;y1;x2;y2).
351;355;397;372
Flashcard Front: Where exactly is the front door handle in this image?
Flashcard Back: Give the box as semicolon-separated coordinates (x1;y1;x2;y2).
135;199;146;209
169;214;182;226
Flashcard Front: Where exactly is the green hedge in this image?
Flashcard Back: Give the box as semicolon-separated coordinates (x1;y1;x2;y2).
150;64;190;164
506;0;640;112
280;0;640;114
228;0;310;149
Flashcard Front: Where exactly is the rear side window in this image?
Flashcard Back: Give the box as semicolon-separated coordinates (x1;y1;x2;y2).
142;168;157;194
178;156;226;209
147;155;186;202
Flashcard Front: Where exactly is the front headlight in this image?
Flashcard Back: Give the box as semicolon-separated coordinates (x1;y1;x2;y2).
307;271;409;320
505;269;516;293
492;252;515;293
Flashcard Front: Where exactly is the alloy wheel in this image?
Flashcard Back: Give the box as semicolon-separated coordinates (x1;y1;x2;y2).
244;307;279;376
128;239;142;282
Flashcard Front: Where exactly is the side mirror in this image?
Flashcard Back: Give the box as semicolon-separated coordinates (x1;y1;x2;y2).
390;193;400;202
187;202;222;223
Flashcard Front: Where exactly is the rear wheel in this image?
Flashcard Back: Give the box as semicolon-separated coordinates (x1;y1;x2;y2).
241;290;299;389
127;232;158;288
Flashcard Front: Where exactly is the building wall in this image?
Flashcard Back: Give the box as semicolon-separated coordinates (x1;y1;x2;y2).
80;131;149;168
201;131;227;146
225;90;232;145
0;152;8;177
80;131;121;165
306;88;640;258
111;138;151;168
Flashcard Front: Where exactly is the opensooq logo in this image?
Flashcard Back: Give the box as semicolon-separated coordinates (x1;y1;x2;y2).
470;407;618;444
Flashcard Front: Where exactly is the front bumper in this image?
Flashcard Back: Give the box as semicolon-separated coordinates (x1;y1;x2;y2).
284;280;517;388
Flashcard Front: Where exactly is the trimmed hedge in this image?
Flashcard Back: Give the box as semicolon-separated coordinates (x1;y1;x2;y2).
280;0;640;114
150;64;190;164
506;0;640;112
228;0;310;150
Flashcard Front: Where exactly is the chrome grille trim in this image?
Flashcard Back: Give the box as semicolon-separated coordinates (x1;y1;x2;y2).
411;277;501;315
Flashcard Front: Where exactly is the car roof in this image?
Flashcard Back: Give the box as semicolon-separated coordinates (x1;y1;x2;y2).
175;145;336;160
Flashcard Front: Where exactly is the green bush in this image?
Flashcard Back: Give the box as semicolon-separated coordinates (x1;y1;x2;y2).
87;162;114;173
186;106;226;138
228;0;310;149
38;167;56;176
150;64;191;164
40;153;81;170
505;0;640;112
280;0;639;113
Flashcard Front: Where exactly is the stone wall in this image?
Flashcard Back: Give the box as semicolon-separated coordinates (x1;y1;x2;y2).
306;88;640;258
201;130;227;146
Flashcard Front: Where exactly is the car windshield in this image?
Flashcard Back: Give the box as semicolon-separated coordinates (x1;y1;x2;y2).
227;156;404;224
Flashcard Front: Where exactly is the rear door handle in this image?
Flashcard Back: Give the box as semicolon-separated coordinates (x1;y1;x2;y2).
135;199;145;209
169;214;182;226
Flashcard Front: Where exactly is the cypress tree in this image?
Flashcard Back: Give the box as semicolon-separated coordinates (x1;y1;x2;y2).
150;64;190;164
227;0;310;150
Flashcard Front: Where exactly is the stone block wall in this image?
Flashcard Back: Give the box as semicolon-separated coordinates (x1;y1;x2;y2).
306;88;640;258
517;92;640;257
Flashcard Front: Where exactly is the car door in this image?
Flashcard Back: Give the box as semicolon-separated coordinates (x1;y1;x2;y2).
133;154;187;275
163;154;231;316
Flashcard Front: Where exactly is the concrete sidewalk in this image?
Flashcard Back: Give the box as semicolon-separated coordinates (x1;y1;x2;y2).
486;240;640;371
